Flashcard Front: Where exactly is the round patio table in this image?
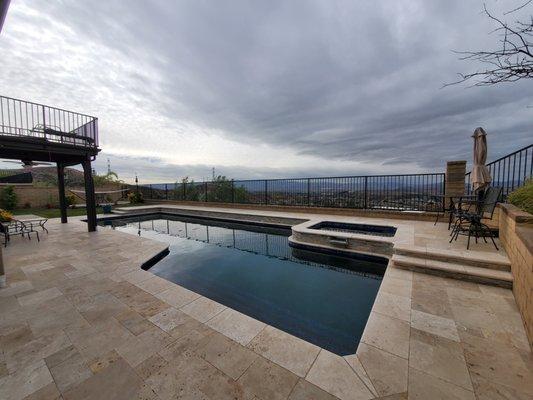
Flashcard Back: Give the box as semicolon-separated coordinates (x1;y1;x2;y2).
431;194;479;229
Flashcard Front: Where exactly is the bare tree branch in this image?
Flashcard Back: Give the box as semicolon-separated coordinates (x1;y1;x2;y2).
445;3;533;87
504;0;532;15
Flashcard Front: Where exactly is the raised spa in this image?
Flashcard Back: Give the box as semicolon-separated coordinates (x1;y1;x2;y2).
308;221;397;237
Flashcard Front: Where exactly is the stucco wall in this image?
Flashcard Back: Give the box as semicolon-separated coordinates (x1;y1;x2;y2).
0;183;126;209
498;203;533;349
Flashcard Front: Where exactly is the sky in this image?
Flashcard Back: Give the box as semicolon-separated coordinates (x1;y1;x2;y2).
0;0;531;184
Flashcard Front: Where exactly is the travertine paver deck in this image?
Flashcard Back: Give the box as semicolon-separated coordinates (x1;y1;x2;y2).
0;212;531;400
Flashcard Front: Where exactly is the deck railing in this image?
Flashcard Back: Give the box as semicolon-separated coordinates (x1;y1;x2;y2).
0;95;99;148
139;173;447;212
465;144;532;198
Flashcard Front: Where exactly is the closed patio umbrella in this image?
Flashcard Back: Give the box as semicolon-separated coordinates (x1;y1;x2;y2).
471;127;491;192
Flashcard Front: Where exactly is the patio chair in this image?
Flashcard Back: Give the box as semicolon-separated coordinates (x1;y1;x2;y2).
0;219;40;247
449;186;502;250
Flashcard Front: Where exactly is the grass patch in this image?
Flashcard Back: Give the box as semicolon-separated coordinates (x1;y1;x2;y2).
10;204;137;219
11;207;103;218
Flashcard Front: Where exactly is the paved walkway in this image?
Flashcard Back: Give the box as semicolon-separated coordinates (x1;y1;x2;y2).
0;215;531;400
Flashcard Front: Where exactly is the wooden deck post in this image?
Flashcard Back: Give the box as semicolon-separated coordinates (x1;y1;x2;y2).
82;158;97;232
57;163;67;224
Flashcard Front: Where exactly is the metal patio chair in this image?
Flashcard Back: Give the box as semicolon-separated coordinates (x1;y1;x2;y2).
449;186;502;250
0;219;40;247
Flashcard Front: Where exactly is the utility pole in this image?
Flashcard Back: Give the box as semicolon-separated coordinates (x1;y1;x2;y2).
107;158;111;174
212;167;215;181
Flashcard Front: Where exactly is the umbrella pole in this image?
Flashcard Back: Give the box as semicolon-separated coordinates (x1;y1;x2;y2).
0;245;5;288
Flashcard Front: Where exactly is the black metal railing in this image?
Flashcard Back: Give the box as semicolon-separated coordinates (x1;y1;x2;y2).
0;95;99;148
138;173;446;212
465;144;532;197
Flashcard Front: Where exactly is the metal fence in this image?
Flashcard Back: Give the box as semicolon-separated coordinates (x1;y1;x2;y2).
465;144;532;197
138;173;446;212
0;95;99;148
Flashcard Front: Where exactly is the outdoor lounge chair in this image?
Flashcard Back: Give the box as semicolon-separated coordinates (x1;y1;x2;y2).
0;219;40;247
449;186;502;250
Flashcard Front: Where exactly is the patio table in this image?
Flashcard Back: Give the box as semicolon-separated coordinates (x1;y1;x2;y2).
431;194;479;229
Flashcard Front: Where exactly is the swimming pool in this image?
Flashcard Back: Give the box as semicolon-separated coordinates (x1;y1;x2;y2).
99;213;386;355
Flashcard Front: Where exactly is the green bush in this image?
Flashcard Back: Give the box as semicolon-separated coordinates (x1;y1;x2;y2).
127;191;144;204
507;179;533;215
66;194;77;207
0;186;18;210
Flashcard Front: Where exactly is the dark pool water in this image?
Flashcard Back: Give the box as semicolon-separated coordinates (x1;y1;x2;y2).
308;221;397;237
99;214;385;355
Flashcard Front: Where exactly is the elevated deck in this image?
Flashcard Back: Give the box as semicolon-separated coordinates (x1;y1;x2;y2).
0;95;101;231
0;95;99;164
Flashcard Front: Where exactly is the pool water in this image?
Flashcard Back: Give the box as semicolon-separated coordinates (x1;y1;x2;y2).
99;214;385;355
309;221;397;237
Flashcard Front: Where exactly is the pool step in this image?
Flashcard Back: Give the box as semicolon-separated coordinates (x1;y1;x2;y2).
391;254;513;288
394;245;511;271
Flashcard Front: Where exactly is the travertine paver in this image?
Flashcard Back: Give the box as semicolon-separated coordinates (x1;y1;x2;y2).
360;312;410;359
181;296;227;323
207;308;266;346
238;357;299;400
0;211;531;400
354;343;408;397
248;325;320;377
306;350;374;400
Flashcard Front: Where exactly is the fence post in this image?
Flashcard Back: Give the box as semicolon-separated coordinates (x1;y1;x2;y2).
363;177;368;209
41;105;46;130
307;178;310;206
264;180;268;205
183;182;186;200
231;180;235;203
165;184;168;200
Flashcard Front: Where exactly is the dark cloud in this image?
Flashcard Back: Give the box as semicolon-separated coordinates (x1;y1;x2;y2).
1;0;531;182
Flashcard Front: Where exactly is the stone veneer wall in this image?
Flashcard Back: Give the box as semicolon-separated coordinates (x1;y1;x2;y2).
498;203;533;348
445;160;466;208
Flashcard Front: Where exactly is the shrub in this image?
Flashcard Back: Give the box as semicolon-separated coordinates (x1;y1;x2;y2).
0;209;13;222
0;186;17;210
507;179;533;215
66;194;77;207
127;191;144;204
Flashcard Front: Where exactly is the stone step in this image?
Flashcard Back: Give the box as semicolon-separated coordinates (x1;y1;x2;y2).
393;245;511;271
111;209;127;215
391;254;513;288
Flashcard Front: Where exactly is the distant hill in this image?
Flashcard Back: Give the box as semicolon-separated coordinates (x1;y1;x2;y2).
0;167;85;187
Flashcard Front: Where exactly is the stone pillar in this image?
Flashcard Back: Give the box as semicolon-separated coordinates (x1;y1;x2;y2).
445;160;466;208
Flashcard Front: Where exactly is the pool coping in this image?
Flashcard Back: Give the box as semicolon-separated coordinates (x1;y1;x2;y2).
106;207;414;397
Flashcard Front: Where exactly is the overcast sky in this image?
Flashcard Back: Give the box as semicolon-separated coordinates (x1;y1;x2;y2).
0;0;531;183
